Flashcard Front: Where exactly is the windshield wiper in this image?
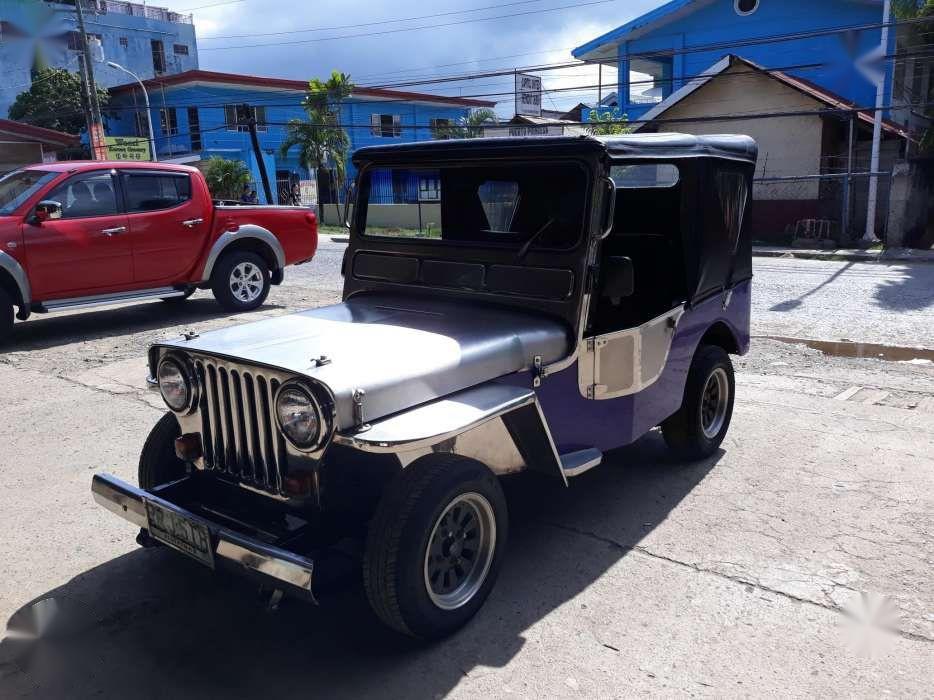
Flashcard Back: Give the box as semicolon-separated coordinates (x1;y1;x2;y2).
515;217;556;263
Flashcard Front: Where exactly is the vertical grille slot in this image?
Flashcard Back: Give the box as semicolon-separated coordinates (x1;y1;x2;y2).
195;358;289;494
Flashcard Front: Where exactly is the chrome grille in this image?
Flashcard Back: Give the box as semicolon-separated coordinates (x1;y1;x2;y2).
194;358;289;494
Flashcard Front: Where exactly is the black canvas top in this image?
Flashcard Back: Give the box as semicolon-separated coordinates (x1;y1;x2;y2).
353;132;758;165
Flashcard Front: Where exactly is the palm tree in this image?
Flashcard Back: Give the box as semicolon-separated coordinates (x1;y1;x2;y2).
462;108;498;138
280;71;354;219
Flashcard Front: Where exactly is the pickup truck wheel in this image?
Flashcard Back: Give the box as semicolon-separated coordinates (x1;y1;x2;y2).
211;251;270;312
0;288;12;344
138;412;188;489
661;345;735;461
363;454;507;640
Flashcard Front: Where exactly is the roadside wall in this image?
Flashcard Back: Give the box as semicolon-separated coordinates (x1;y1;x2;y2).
319;203;442;230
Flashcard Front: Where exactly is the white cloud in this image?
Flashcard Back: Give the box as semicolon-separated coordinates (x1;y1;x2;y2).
155;0;662;113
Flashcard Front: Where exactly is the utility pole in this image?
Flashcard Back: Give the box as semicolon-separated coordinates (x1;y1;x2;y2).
74;0;107;160
863;0;891;243
241;104;273;204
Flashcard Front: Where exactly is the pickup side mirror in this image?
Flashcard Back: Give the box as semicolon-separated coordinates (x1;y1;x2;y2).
600;256;634;303
33;200;63;223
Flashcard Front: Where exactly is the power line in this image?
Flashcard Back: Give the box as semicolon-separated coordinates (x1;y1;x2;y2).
199;0;626;50
199;0;551;40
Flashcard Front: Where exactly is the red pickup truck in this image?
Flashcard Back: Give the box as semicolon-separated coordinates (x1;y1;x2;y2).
0;161;317;340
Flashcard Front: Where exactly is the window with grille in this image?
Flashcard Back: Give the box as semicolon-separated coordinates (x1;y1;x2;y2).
159;107;178;136
224;105;267;132
370;113;401;138
151;39;166;73
188;108;202;150
119;37;128;49
173;43;189;56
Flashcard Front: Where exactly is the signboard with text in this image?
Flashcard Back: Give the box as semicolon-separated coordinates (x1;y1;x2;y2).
514;73;542;117
104;136;151;161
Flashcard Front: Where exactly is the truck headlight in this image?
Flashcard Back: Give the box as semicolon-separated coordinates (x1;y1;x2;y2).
276;384;320;449
158;357;192;413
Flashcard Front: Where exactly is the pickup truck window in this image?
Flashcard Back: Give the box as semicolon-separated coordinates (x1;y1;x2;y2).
362;162;587;249
46;171;119;219
0;169;57;215
123;172;191;212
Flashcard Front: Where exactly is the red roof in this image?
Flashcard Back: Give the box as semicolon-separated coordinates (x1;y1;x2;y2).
0;119;79;149
110;69;495;108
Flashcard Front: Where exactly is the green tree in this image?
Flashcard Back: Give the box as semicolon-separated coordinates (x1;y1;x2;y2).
202;157;251;200
8;67;109;136
892;0;933;152
280;71;353;204
588;109;632;136
430;108;499;140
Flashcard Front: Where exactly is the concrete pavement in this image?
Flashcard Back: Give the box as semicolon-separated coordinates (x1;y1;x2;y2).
0;363;931;697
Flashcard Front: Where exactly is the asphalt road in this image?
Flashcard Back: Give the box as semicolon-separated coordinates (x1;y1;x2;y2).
0;242;932;697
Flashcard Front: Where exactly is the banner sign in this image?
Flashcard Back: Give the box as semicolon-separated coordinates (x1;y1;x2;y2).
514;73;542;117
104;136;151;161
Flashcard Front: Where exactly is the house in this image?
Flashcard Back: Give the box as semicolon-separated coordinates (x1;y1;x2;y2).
0;118;78;173
572;0;900;127
106;70;495;204
483;113;588;138
1;0;198;118
635;55;908;239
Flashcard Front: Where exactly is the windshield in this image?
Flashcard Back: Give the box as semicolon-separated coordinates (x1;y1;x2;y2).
0;169;57;215
360;162;587;249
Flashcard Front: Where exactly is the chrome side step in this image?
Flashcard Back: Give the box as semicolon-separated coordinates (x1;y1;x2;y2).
560;448;603;477
37;287;185;313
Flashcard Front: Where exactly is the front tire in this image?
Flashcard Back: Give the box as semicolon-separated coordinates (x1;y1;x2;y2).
138;412;188;489
661;345;735;460
363;454;508;640
210;251;270;312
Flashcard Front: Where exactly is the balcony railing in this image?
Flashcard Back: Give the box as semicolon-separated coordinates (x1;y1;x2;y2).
96;0;193;25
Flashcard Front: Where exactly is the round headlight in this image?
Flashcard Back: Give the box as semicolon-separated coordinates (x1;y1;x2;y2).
276;385;320;449
158;358;190;412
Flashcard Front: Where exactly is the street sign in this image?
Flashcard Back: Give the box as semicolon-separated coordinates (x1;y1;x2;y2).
515;73;542;117
104;136;151;161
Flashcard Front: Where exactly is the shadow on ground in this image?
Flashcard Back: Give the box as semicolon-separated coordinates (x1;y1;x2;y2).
3;298;283;353
768;262;855;313
873;263;934;312
0;433;718;698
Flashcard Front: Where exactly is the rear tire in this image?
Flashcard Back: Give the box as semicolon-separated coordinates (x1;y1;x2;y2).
661;344;735;461
138;412;188;489
0;288;12;345
210;251;270;312
363;454;507;640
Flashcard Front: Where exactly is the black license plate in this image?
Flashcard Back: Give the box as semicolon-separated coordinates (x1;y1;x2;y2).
145;500;215;568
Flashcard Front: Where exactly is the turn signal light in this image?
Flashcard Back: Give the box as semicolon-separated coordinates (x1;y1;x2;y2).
174;433;203;462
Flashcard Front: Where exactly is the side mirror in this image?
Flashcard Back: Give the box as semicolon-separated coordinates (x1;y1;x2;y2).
33;200;63;223
601;256;634;303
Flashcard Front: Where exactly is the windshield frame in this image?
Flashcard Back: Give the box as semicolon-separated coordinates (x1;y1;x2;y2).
354;157;593;253
0;168;59;216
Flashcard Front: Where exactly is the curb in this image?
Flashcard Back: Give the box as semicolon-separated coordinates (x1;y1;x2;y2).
753;248;934;265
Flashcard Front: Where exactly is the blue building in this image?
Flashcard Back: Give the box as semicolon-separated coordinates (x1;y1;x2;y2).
0;0;198;119
106;70;495;204
573;0;898;126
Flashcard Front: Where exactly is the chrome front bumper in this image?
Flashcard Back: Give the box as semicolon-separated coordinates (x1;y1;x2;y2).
91;473;315;595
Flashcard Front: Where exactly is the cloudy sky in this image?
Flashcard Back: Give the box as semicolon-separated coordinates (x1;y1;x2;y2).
153;0;662;115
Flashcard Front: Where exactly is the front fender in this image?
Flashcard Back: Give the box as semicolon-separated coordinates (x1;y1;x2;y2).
200;224;286;282
0;250;31;308
333;382;566;484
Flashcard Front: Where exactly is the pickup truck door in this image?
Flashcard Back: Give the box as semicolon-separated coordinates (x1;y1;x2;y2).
121;170;207;284
22;169;133;300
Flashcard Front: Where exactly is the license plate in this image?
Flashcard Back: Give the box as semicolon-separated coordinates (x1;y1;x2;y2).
145;500;215;569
